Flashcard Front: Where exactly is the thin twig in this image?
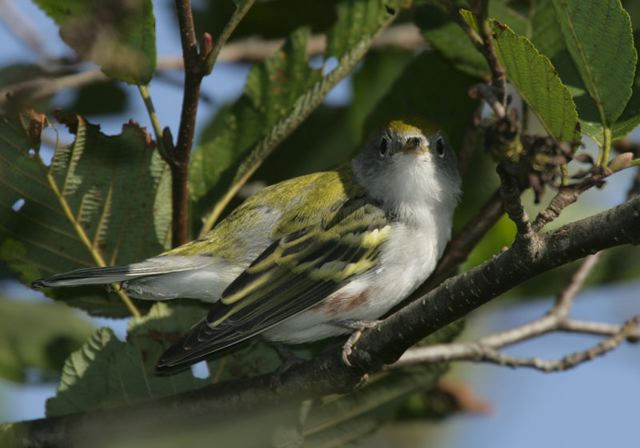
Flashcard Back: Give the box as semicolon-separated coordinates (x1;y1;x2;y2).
0;25;423;111
551;252;600;316
475;0;506;103
531;177;602;232
0;0;49;60
137;85;171;163
415;319;637;373
469;83;506;118
614;139;640;198
167;0;209;247
559;319;640;342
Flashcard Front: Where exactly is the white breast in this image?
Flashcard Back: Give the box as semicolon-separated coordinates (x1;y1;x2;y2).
348;204;452;319
264;204;454;344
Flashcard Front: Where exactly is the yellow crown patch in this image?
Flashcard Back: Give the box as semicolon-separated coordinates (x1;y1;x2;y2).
387;116;440;136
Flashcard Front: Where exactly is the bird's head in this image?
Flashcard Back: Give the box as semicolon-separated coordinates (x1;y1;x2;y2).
352;120;461;210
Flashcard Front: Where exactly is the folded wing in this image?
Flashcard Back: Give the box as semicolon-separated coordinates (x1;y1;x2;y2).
156;199;390;374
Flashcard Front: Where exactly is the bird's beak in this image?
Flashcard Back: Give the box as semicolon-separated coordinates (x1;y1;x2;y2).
401;137;429;156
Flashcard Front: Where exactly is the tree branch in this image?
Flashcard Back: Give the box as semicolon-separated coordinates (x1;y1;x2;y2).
531;176;603;232
389;253;640;371
10;196;640;447
164;0;210;246
0;24;423;112
392;318;638;372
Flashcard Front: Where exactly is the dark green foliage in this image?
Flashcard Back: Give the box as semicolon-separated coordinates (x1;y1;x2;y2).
0;298;93;382
33;0;157;84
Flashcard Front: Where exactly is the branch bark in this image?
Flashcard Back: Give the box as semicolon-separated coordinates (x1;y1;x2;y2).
164;0;210;246
10;195;640;447
390;254;639;371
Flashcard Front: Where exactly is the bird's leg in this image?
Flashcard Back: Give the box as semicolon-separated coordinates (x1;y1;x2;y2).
334;319;383;367
270;342;305;389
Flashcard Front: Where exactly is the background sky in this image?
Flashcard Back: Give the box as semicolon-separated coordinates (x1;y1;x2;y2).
0;2;638;447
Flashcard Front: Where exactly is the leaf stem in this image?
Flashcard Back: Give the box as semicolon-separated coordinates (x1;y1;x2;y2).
137;84;171;163
599;127;612;166
40;157;140;317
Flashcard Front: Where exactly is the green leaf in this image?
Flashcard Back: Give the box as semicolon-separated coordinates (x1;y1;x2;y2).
190;0;402;228
0;298;93;382
531;0;601;142
415;4;489;78
552;0;637;130
489;0;531;37
32;0;157;84
492;21;579;142
46;303;208;416
0;112;171;317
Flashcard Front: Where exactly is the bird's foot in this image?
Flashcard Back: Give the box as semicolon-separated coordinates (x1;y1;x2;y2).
335;319;382;367
270;343;305;389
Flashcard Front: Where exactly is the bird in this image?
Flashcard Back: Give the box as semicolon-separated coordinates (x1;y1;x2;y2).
33;120;462;375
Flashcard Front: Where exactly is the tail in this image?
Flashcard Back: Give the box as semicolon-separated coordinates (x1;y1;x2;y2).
32;265;139;288
31;256;213;290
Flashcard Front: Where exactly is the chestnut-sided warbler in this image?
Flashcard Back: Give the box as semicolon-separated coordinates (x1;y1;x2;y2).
33;120;461;374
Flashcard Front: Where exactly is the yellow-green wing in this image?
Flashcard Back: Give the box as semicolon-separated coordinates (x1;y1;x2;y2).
156;197;390;373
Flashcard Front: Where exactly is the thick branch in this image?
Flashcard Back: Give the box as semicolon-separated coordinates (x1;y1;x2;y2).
12;196;640;447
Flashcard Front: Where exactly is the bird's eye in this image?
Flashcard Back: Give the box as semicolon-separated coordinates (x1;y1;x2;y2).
379;137;390;158
435;136;446;158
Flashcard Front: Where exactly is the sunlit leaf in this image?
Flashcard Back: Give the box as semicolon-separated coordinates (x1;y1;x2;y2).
415;4;488;78
552;0;637;135
33;0;157;84
0;112;171;317
492;21;579;142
